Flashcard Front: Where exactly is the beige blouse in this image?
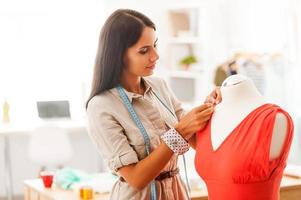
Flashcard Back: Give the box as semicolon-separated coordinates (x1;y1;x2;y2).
87;76;189;200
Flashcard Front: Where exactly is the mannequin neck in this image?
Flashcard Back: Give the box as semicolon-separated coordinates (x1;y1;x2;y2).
220;79;264;105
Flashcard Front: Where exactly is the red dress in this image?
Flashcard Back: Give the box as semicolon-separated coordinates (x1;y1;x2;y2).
195;104;294;200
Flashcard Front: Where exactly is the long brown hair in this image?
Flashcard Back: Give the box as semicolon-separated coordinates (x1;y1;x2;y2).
86;9;156;109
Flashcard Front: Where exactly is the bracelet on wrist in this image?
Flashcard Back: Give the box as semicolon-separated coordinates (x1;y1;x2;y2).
160;128;190;155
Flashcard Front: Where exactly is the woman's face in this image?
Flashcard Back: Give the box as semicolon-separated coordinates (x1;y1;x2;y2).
123;27;159;77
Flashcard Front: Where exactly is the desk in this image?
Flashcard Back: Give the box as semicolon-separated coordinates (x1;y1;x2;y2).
0;119;87;200
24;179;110;200
24;175;301;200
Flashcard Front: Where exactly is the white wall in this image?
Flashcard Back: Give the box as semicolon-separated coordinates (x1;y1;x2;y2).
0;0;105;122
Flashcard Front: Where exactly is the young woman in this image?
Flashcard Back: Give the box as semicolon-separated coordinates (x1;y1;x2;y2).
86;9;220;200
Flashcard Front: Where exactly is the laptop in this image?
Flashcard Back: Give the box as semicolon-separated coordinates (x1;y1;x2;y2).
36;100;71;119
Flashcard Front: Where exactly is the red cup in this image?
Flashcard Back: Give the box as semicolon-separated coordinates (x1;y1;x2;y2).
40;171;54;188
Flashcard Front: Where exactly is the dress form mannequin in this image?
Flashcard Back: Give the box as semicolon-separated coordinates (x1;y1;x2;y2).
211;74;288;160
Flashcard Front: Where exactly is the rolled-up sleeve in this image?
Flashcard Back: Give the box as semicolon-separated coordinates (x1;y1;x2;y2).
87;99;139;172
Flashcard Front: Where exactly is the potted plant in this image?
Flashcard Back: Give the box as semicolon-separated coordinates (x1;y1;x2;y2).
179;55;197;70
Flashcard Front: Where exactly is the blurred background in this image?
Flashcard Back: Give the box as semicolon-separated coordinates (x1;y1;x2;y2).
1;0;301;199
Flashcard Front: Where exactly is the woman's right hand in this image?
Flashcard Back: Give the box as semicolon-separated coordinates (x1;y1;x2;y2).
175;103;214;140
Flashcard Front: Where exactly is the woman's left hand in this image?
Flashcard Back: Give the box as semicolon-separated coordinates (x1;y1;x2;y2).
204;87;222;105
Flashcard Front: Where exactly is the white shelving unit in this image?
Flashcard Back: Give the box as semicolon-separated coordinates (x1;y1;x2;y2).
164;2;207;103
167;37;202;44
169;70;203;79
